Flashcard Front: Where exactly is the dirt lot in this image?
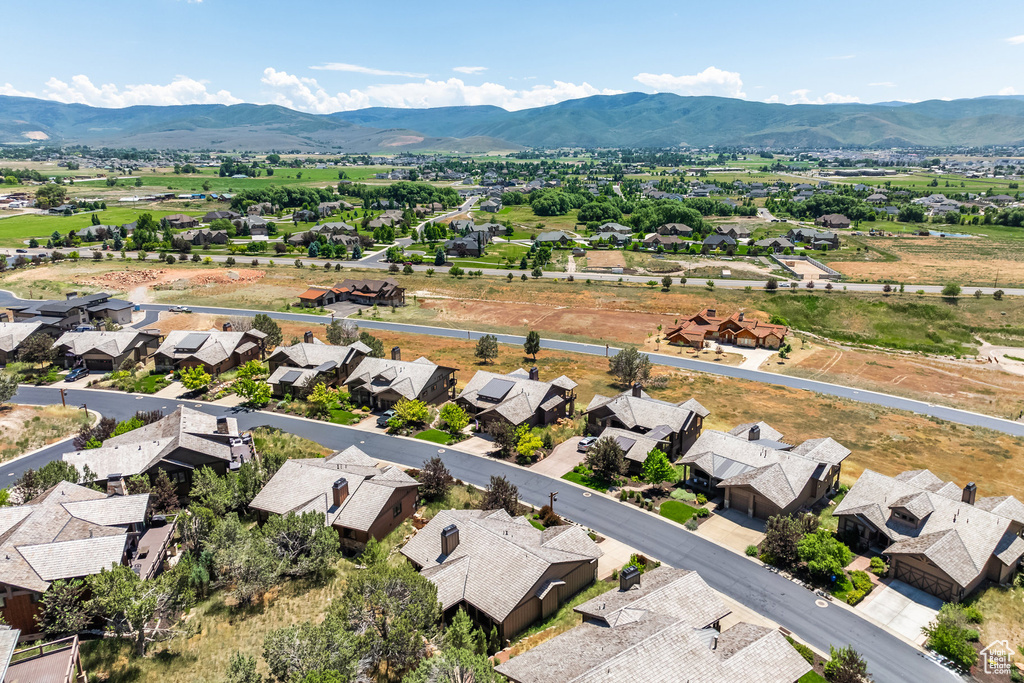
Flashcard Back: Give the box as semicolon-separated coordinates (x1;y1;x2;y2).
584;250;626;269
0;404;92;462
829;236;1024;286
778;258;831;280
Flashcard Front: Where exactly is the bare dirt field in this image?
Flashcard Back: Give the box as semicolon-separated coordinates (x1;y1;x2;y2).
584;250;626;269
778;258;831;280
0;404;92;462
829;236;1024;286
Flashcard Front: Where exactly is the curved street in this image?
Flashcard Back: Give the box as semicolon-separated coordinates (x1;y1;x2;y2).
6;385;951;683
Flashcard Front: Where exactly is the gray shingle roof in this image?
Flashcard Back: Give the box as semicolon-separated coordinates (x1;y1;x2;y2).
344;356;450;401
157;329;265;367
401;509;601;623
458;369;576;426
55;330;155;358
586;390;707;432
267;341;370;370
0;322;44;354
835;469;1024;587
497;567;810;683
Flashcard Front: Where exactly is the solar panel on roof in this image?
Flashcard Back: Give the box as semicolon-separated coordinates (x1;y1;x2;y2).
478;378;515;402
314;360;338;373
176;332;210;351
281;370;303;383
613;436;636;452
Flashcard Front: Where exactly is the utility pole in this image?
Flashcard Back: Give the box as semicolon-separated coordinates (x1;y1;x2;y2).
549;490;558;513
59;388;66;407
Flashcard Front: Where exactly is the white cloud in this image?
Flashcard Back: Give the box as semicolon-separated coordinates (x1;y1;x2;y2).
260;68;369;113
453;66;487;75
0;83;37;98
827;54;856;60
40;75;241;107
309;62;427;78
999;86;1019;96
1006;34;1024;44
788;89;861;104
868;81;896;87
633;67;745;98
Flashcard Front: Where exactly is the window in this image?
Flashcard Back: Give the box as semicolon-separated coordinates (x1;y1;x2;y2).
0;596;5;609
392;501;403;518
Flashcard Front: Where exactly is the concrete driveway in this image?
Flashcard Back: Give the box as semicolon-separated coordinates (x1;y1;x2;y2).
696;507;765;554
708;342;777;370
858;579;942;645
531;436;584;478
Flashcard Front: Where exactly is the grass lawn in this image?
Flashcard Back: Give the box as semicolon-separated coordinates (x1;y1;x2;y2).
327;408;362;426
659;500;699;525
0;207;205;247
798;671;828;683
414;428;452;445
133;372;170;394
816;492;845;533
561;467;610;493
251;426;332;460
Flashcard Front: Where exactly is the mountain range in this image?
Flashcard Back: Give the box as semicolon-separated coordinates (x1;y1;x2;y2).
4;92;1024;152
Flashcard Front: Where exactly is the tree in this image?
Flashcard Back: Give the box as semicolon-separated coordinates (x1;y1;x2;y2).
252;313;283;348
642;448;674;485
941;282;961;297
419;456;453;501
14;461;88;502
0;371;17;407
765;277;778;291
439;403;468;436
263;613;359;683
474;334;499;364
523;330;541;360
823;645;872;683
516;429;544;460
762;515;803;568
921;604;980;672
994;289;1004;301
481;475;519;516
797;527;852;582
405;645;502;683
207;513;279;604
394;398;430;426
336;561;441;677
262;511;340;581
235;377;272;405
225;651;263;683
180;365;212;392
37;578;90;638
306;382;338;419
358;331;385;358
661;275;673;291
608;347;652;387
531;266;543;279
19;332;56;368
586;437;627;481
488;420;518;458
190;466;233;516
151;469;179;513
434;248;446;266
235;359;266;380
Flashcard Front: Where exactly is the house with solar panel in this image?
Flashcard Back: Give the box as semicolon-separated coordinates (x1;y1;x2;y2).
584;385;709;463
678;422;850;520
265;333;371;398
455;367;577;429
154;328;267;375
8;291;134;331
343;347;457;410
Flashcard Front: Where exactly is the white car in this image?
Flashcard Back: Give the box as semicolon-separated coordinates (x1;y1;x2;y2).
169;305;192;313
577;436;598;452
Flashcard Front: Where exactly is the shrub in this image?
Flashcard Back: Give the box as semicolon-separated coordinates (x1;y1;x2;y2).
694;507;710;518
849;570;873;593
869;556;888;576
922;603;981;671
745;544;758;557
845;588;866;606
684;518;698;531
695;493;707;505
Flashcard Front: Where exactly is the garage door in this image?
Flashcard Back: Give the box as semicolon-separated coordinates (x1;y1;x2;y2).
86;358;113;371
894;561;955;602
730;488;751;515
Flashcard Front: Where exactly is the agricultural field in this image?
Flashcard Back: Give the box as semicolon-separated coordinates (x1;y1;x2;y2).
0;207;206;247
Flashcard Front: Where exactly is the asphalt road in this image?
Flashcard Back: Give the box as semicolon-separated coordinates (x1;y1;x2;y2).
7;386;951;683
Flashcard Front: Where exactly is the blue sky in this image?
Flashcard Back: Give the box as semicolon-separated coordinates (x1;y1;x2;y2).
3;0;1023;112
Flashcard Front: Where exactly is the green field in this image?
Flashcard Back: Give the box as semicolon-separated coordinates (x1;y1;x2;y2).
658;500;699;524
450;242;531;268
0;207;205;246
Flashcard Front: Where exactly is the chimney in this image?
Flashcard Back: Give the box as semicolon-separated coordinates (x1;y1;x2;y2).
712;634;719;650
332;478;349;507
65;291;78;301
304;330;314;344
962;482;977;506
748;424;761;441
106;473;126;496
391;346;401;361
620;565;641;591
222;321;232;331
216;416;229;434
631;382;642;398
706;308;716;318
738;311;745;322
441;523;460;556
529;366;540;381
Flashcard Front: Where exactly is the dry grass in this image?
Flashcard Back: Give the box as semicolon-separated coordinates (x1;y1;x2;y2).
0;405;92;462
969;583;1024;657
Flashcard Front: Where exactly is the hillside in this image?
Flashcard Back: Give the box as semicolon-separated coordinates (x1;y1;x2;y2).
4;92;1024;151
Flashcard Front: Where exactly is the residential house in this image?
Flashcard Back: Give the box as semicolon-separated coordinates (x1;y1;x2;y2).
657;223;694;237
202;210;240;223
54;330;160;371
343;348;457;409
865;193;888;204
154;328;266;374
814;214;851;230
64;406;256;498
0;625;88;681
754;237;794;253
8;292;134;331
534;231;572;247
456;367;577;429
450;219;474;233
786;227;839;249
834;470;1024;601
589;231;630;246
249;446;419;552
401;509;601;640
265;336;371;398
598;222;632;234
496;566;811;683
665;309;789;349
701;234;736;250
0;482;153;635
0;322;48;365
479;199;502;213
445;235;485;257
162;214;198;229
679;423;850;519
296;279;406;308
180;228;229;246
585;385;708;459
643;233;685;249
473;222;503;237
715;224;752;240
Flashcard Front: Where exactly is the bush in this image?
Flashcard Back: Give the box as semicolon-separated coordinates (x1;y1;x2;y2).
923;603;981;671
785;636;815;665
684;518;698;531
844;588;866;606
849;570;873;593
695;493;707;505
869;556;888;576
694;507;710;518
745;544;759;557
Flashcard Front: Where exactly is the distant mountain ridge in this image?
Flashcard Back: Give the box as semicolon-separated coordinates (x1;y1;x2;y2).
4;92;1024;151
